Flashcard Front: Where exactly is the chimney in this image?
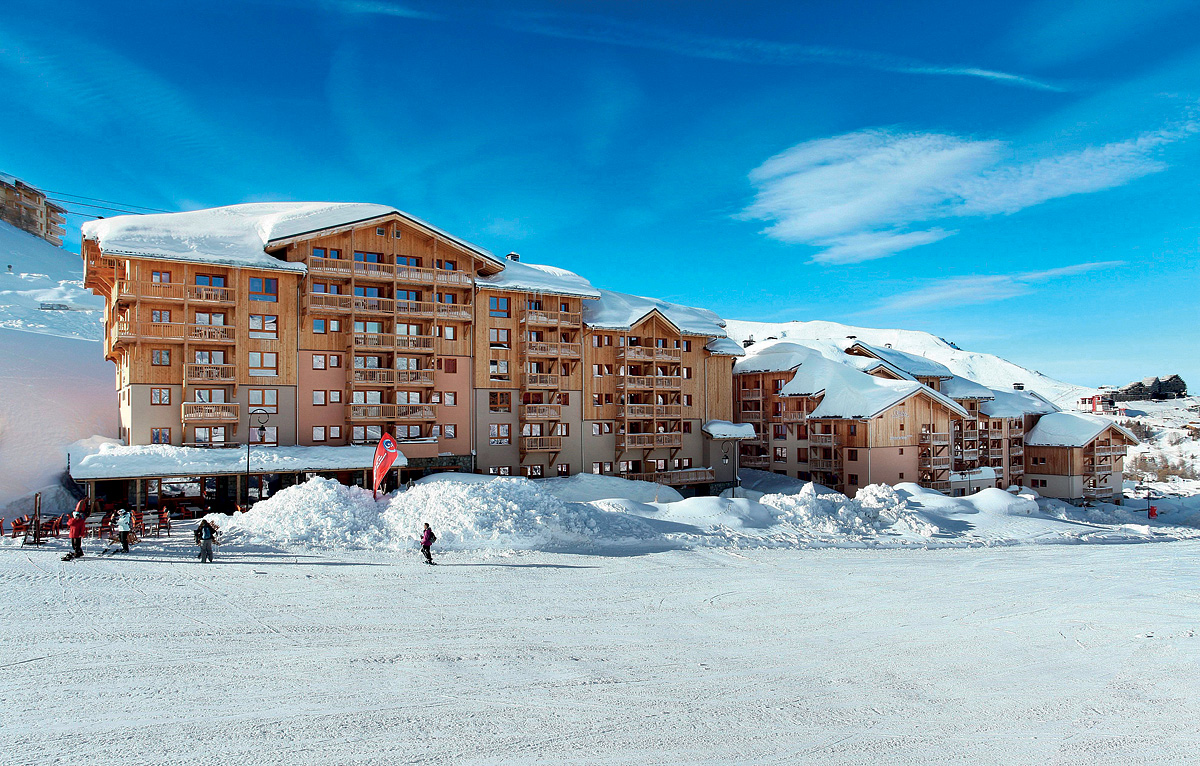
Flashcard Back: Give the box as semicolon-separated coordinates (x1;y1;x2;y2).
742;338;755;348
1013;382;1025;391
884;343;892;348
846;335;857;340
506;252;520;262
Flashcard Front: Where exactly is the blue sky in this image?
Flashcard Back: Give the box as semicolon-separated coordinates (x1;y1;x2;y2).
2;0;1198;387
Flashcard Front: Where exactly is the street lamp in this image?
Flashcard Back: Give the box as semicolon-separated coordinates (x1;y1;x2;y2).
722;440;740;498
246;408;270;507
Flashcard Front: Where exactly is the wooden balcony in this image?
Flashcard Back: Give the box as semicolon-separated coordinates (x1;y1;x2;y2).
115;320;185;342
396;335;435;353
188;324;236;342
394;266;437;285
809;433;839;446
351;333;435;353
187;285;236;304
1082;487;1114;499
955;448;980;461
920;456;953;470
621;468;715;486
741;455;770;469
352;261;396;280
181;402;240;422
781;411;807;422
739;389;764;400
617;375;681;391
1009;465;1025;476
346;403;437;421
436;303;472;321
617;433;683;449
434;270;474;287
920;432;952;446
521;373;560;389
309;293;352;313
309;256;353;277
1009;445;1024;457
522;341;582;359
185;364;236;382
922;480;952;493
352;296;394;315
619;404;683;419
116;281;186;302
739;408;764;420
520;309;582;328
1084;463;1113;477
617;347;681;362
1094;444;1127;456
395;370;436;386
520;436;562;453
396;299;437;317
350;368;396;384
809;458;842;471
522;404;562;420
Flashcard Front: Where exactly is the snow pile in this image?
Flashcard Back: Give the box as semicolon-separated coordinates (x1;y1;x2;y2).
215;478;389;549
702;420;756;439
764;482;940;539
537;473;684;503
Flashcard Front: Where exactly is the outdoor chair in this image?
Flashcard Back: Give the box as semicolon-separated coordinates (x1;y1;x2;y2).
10;516;30;538
157;509;172;536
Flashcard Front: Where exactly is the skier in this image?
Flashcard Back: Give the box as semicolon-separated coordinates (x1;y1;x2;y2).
420;522;437;565
114;508;133;553
195;519;218;563
66;511;87;559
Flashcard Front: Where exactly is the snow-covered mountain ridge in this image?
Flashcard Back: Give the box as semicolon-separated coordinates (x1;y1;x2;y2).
724;319;1096;406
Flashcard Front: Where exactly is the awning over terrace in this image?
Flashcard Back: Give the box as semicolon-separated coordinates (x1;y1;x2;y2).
69;444;402;482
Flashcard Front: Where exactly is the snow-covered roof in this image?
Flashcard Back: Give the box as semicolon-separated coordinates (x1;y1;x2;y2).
69;444;402;481
702;420;757;439
476;258;600;298
81;202;500;273
705;337;746;357
733;338;812;373
583;289;728;337
848;342;954;379
950;466;998;483
941;375;995;401
980;388;1059;419
1024;412;1138;448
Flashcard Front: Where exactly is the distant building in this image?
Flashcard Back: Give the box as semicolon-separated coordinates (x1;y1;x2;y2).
0;174;66;247
1078;393;1121;415
1024;413;1137;504
1111;375;1188;401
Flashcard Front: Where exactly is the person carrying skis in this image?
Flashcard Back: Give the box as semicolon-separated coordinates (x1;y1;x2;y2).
195;519;218;563
114;508;133;553
420;522;437;565
66;510;87;559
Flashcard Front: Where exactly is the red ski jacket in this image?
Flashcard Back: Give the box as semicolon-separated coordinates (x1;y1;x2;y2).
67;517;87;539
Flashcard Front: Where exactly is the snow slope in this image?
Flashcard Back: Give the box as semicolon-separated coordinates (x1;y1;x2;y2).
725;318;1095;406
0;220;103;340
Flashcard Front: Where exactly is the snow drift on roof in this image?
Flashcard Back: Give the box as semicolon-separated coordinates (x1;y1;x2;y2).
738;337;914;379
583;289;728;337
850;341;954;379
69;443;400;481
476;258;600;298
940;374;995;401
734;338;815;373
81;202;498;272
705;337;746;357
702;420;757;439
980;388;1059;418
1024;412;1138;448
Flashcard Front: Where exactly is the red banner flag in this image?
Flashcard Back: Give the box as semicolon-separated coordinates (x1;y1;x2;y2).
372;434;400;497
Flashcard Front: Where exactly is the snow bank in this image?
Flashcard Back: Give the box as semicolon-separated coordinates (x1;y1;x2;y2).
215;478;388;549
537;473;684;503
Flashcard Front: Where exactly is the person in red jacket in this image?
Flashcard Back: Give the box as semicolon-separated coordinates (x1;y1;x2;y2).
420;523;437;565
67;511;87;559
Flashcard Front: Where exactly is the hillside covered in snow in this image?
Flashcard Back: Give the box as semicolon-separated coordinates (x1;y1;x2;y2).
725;319;1096;407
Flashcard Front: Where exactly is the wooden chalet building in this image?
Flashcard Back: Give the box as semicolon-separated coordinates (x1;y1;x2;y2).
1023;413;1137;504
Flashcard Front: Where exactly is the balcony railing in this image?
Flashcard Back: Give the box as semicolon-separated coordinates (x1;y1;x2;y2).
920;432;952;445
780;411;807;422
181;402;240;422
809;433;839;446
739;408;765;419
309;293;352;312
1009;465;1025;475
434;270;474;287
919;456;952;470
352;296;394;314
620;468;715;486
1084;463;1113;476
617;347;681;362
808;458;842;471
116;281;186;302
520;436;562;452
395;370;436;386
922;480;952;493
740;455;770;469
955;448;980;461
394;266;437;285
1094;444;1127;456
619;404;682;419
520;309;582;328
436;303;472;321
395;300;436;317
189;324;236;342
115;320;185;342
350;368;396;384
185;364;236;382
1083;487;1114;499
522;404;561;420
1009;446;1025;457
520;373;560;389
309;256;353;277
522;341;582;359
739;389;764;400
187;285;236;303
352;261;396;280
617;433;683;449
346;403;437;421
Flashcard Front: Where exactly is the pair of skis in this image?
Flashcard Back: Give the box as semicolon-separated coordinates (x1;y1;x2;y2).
60;547;124;561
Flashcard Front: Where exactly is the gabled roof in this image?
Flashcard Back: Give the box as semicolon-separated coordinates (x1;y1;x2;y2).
81;202;500;273
980;388;1059;418
847;341;954;379
476;258;601;299
583;289;728;337
1024;412;1138;448
940;374;995;401
705;337;746;357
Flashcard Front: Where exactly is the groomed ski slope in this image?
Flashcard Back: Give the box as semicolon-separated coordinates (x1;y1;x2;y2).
4;532;1200;765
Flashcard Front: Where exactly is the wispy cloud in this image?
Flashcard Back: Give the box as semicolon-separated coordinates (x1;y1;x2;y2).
742;118;1198;264
328;2;1060;91
871;261;1124;312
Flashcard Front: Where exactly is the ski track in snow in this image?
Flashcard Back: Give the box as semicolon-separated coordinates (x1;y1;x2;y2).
4;532;1200;764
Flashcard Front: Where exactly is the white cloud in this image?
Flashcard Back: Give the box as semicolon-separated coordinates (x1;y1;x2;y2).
872;261;1124;312
743;120;1197;264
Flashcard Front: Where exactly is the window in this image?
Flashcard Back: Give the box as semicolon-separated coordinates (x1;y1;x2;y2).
848;449;859;461
249;352;278;377
195;274;226;287
489;328;510;348
152;349;170;366
848;474;859;486
313;354;326;370
330;426;341;439
898;448;904;455
490;392;511;413
313;426;326;442
682;421;692;434
849;424;858;436
248;389;277;413
151;388;170;405
194;426;226;444
151;271;171;283
898;473;905;480
443;359;456;374
192;350;225;365
330;390;342;403
489;296;510;318
249;314;278;339
683;394;692;407
313;319;326;334
557;464;570;477
151;428;170;444
313;391;326;406
249;277;278;302
376;227;386;236
683;367;692;379
489;360;509;381
683;340;692;352
151;309;171;323
592;423;602;436
489;423;511;445
313;247;326;258
394;227;402;238
554;423;569;437
525;465;544;478
775;447;788;462
444;424;456;439
444;391;456;406
251;426;278;445
773;424;787;440
797;448;806;462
